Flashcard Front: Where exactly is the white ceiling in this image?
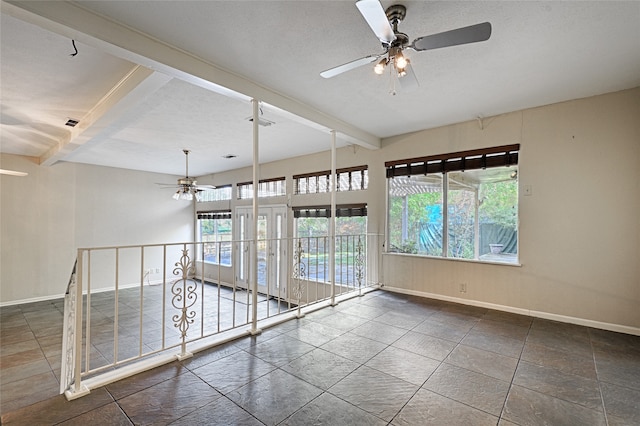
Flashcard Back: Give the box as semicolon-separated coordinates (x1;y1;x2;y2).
1;1;639;177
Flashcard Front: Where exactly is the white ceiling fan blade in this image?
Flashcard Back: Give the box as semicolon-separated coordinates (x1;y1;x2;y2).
320;54;382;78
195;185;216;190
398;63;420;91
356;0;397;45
0;169;28;177
411;22;492;52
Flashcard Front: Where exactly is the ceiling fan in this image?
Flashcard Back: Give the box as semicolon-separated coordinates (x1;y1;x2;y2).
320;0;492;90
156;150;215;201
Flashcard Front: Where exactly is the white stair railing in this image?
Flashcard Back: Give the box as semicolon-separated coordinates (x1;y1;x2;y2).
60;235;381;400
60;259;78;395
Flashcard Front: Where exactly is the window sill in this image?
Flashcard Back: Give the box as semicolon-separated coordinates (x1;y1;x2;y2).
383;251;522;267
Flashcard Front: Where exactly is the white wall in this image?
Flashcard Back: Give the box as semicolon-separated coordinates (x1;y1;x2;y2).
379;88;640;332
0;154;194;304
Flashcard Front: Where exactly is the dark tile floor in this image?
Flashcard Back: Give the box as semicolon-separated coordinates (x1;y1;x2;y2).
2;290;639;425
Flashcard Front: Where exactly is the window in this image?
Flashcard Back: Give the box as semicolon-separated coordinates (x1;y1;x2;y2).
293;204;367;283
197;211;232;266
237;177;286;199
293;166;368;195
386;145;519;264
196;185;232;203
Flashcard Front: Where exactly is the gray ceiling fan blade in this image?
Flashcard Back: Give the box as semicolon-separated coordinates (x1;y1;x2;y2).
411;22;492;51
356;0;397;45
320;54;382;78
398;63;420;91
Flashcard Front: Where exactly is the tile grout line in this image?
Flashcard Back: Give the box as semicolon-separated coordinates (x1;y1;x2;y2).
589;328;610;426
495;313;534;425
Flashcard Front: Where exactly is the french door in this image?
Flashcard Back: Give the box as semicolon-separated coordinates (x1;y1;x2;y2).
235;205;287;298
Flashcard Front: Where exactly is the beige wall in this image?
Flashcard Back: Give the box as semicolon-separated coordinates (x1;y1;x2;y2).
198;88;639;332
2;88;638;332
378;88;640;332
0;154;194;303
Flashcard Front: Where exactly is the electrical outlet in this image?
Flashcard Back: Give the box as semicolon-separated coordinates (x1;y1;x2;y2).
459;283;467;293
155;268;160;274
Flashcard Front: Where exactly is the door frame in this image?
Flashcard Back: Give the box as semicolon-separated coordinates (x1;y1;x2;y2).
235;205;288;299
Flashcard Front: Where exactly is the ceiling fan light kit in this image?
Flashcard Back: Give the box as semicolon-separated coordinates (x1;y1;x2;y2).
320;0;492;93
157;149;216;201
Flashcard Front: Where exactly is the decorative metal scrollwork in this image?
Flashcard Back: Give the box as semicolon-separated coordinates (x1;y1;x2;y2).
355;236;365;291
292;240;306;305
171;248;197;340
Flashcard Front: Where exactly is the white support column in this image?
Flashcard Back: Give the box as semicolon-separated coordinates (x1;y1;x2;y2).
329;130;337;306
250;99;261;335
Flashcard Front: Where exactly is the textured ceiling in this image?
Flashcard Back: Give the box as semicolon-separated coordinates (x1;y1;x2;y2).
1;1;639;177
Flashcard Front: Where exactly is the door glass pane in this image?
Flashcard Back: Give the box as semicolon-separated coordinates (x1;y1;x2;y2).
257;214;267;286
275;214;282;289
239;214;245;281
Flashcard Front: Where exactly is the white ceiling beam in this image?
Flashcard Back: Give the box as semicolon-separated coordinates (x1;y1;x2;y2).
39;65;170;166
3;0;381;150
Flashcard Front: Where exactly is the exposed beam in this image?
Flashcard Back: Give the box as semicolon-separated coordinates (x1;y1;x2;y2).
3;1;381;150
40;65;168;166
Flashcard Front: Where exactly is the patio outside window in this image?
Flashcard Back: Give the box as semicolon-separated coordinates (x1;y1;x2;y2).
386;145;519;264
197;210;232;266
294;205;367;282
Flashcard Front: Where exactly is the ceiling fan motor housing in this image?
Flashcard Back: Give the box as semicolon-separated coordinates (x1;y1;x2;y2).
178;177;197;186
386;5;406;27
385;5;409;49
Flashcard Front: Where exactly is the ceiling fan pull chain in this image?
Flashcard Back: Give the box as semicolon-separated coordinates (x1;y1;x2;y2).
388;66;397;96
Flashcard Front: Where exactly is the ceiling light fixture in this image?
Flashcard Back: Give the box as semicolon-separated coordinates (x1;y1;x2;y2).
394;50;408;70
157;150;215;201
374;46;410;80
245;103;275;127
246;116;275;127
374;58;387;75
172;187;201;201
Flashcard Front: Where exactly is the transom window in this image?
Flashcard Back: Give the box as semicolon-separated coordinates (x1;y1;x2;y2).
196;185;232;203
237;177;286;199
386;145;519;264
293;166;368;195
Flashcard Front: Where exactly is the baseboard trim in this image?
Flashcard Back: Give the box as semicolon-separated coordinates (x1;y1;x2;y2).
1;293;65;307
0;280;164;307
381;285;640;336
